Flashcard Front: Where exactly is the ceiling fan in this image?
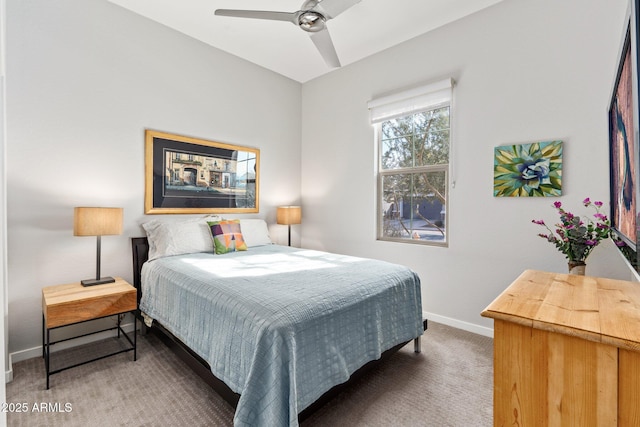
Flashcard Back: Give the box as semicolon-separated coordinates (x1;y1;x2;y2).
214;0;363;68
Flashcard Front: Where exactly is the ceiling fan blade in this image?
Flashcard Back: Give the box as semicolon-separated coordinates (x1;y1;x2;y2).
310;29;341;68
214;9;298;24
314;0;362;19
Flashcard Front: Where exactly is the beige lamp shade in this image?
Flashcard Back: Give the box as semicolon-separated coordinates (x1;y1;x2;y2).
74;207;123;236
277;206;301;225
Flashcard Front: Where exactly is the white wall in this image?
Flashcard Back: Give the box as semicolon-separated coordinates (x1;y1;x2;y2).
301;0;631;335
0;0;8;416
6;0;301;357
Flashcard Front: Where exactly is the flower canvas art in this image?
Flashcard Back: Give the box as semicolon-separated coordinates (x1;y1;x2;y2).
493;140;563;197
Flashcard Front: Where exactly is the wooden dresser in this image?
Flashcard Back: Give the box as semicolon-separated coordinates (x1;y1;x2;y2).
481;269;640;426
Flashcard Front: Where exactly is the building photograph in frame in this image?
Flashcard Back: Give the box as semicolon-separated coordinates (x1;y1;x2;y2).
145;130;259;214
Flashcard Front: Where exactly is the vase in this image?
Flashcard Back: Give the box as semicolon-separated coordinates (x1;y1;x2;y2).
568;261;586;276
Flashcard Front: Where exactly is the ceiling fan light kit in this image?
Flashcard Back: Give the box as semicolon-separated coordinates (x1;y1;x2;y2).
214;0;363;68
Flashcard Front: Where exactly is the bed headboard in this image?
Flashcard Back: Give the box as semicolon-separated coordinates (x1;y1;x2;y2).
131;237;149;304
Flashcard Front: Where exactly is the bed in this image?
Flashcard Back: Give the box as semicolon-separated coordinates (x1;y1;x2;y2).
132;218;425;426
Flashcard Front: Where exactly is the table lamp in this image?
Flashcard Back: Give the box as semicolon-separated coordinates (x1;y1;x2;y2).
277;206;301;247
74;207;123;286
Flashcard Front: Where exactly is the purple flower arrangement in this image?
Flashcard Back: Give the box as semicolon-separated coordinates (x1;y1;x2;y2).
532;198;610;264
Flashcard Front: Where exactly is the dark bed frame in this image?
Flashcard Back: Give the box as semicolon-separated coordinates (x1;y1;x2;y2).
131;237;427;422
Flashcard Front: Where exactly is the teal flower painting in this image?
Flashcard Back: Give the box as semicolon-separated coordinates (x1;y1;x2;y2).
494;140;563;197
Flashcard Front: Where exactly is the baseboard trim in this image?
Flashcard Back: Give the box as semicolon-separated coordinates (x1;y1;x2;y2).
5;354;12;383
6;321;136;383
424;312;494;338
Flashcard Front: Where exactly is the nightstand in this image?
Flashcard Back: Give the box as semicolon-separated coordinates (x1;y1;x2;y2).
42;278;137;389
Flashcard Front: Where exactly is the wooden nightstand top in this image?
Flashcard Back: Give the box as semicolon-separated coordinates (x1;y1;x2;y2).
42;278;136;328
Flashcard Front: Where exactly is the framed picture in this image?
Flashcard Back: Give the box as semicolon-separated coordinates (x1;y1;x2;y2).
609;20;638;248
145;130;260;214
493;140;563;197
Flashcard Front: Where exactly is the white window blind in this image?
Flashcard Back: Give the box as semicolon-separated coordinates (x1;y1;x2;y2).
367;77;454;123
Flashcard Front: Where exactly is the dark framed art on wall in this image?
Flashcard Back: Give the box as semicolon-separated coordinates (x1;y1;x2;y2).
609;0;640;271
610;23;637;247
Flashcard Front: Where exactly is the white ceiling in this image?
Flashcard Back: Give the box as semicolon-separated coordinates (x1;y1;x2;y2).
108;0;507;83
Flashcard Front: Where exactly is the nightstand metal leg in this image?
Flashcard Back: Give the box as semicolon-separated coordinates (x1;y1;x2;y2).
133;315;137;361
45;327;50;390
42;315;45;359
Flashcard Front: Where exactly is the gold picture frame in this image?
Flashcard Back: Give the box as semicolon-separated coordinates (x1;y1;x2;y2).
145;130;260;214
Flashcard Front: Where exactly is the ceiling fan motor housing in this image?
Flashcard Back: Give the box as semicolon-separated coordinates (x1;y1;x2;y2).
298;11;326;32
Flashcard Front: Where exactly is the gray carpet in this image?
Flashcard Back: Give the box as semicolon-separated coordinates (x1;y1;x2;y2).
7;322;493;426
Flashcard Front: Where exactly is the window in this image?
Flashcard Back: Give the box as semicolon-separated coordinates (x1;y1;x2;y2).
369;78;453;245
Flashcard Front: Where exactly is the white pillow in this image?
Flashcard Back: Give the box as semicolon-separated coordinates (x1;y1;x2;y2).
142;216;220;261
239;219;273;247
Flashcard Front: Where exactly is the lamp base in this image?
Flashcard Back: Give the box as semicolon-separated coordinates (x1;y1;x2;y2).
81;276;116;287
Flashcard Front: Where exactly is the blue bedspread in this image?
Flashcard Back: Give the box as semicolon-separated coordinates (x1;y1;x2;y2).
140;245;423;427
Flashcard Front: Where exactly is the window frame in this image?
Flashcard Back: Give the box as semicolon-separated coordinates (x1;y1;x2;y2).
375;105;451;247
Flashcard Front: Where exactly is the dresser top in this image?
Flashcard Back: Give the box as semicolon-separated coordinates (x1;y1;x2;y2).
481;269;640;351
